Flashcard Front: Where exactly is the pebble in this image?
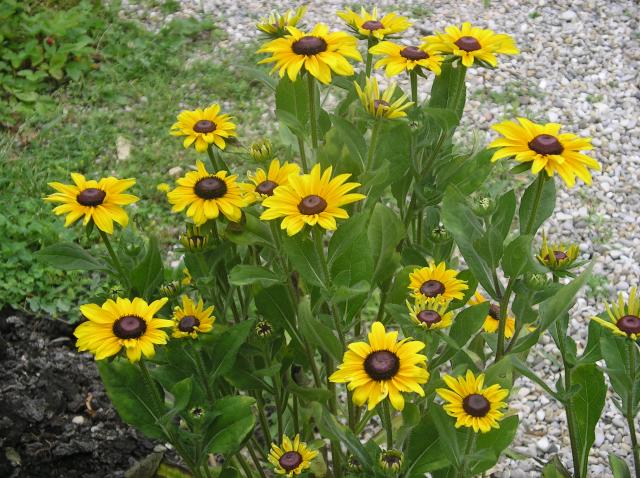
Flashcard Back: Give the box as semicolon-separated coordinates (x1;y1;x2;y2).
71;415;85;425
536;437;551;453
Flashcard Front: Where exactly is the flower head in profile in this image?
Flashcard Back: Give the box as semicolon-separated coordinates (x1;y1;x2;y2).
330;322;429;411
167;161;248;225
260;163;365;236
469;291;515;338
591;287;640;340
180;225;209;252
170;104;236;153
75;297;171;362
436;370;509;433
355;78;413;119
536;232;580;271
337;7;410;40
423;22;519;68
45;174;138;234
241;159;300;203
258;23;362;84
257;6;307;38
408;262;468;301
488;118;600;187
171;295;215;339
268;434;318;477
369;41;443;77
406;296;454;331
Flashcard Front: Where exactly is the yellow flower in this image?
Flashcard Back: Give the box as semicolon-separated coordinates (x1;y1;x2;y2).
406;296;454;330
241;159;300;203
257;6;307;38
537;232;580;270
268;434;318;477
337;7;411;40
423;22;519;68
488;118;600;187
591;287;640;340
369;41;443;77
408;262;468;301
167;161;248;225
330;321;429;411
354;77;413;119
156;183;171;193
260;163;365;236
45;173;138;234
75;297;171;362
469;291;515;338
171;295;215;339
181;267;192;286
258;23;362;84
436;370;509;433
170;104;236;153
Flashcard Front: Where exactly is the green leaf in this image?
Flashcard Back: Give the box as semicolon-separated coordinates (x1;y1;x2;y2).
131;236;164;299
287;382;333;403
330;115;366;170
600;335;640;411
510;356;558;399
570;363;607;475
97;359;166;440
428;62;467;120
275;76;308;135
609;453;632;478
282;234;327;289
519;176;555;235
538;264;592;332
37;242;109;271
298;296;342;361
579;319;604;364
368;203;405;286
542;456;572;477
405;412;448;474
205;320;255;382
328;212;373;286
429;405;462;467
228;265;284;287
492;190;517;241
501;235;541;277
319;408;375;472
255;284;296;332
203;396;256;455
470;415;519;474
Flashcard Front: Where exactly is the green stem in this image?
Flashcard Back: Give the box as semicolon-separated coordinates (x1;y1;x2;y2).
365;120;381;172
297;136;309;173
325;354;343;478
202;465;214;478
458;430;477;477
98;229;130;291
524;172;545;235
627;341;640;478
307;73;318;150
255;392;273;446
192;345;215;403
234;454;254;478
381;400;393;449
292;394;300;433
138;359;164;413
247;442;267;478
495;278;515;361
365;37;374;77
564;367;581;478
410;69;418;104
206;145;221;171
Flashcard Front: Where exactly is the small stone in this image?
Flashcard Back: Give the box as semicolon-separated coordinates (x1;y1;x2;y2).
116;136;132;161
536;436;551;453
595;431;605;447
560;10;577;21
168;166;183;177
72;415;85;425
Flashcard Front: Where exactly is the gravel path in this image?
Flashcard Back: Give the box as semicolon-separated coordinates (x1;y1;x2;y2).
121;1;640;475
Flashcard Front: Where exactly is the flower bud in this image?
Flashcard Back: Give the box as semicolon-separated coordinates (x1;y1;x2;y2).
471;195;495;216
430;225;451;243
255;320;273;337
379;449;404;473
180;226;208;252
159;281;180;298
249;139;274;162
525;272;549;290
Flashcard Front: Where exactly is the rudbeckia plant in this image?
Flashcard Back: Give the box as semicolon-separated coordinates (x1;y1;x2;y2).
39;4;626;478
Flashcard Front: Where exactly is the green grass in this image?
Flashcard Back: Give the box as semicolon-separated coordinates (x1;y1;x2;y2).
1;5;268;320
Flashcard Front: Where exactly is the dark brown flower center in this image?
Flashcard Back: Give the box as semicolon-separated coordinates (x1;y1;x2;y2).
417;309;441;326
528;134;564;155
279;451;303;472
178;315;200;332
545;250;568;262
292;36;327;55
256;180;278;196
77;188;106;207
488;303;501;320
454;36;481;52
193;120;217;133
382;454;402;467
463;393;491;417
420;280;445;298
298;194;327;215
112;315;147;340
373;99;390;110
194;177;227;199
364;350;400;381
617;315;640;335
400;46;428;60
362;20;384;31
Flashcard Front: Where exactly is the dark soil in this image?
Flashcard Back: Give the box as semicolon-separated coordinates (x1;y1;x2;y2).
0;310;164;478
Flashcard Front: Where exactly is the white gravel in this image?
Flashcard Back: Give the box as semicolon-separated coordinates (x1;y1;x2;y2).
121;0;639;475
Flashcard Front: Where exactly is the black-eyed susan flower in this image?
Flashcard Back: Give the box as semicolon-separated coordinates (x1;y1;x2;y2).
378;449;404;472
167;161;248;225
406;296;454;330
408;262;468;301
241;159;300;203
592;288;640;340
268;434;318;477
369;41;443;77
180;225;209;252
260;163;365;236
45;174;138;234
256;6;307;38
436;370;509;433
355;77;413;119
469;291;515;338
75;297;171;362
171;295;214;339
156;182;171;193
170;104;236;153
537;232;580;271
255;319;274;338
330;322;429;411
159;281;179;299
337;7;410;41
423;22;519;68
258;24;362;84
488;118;600;188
